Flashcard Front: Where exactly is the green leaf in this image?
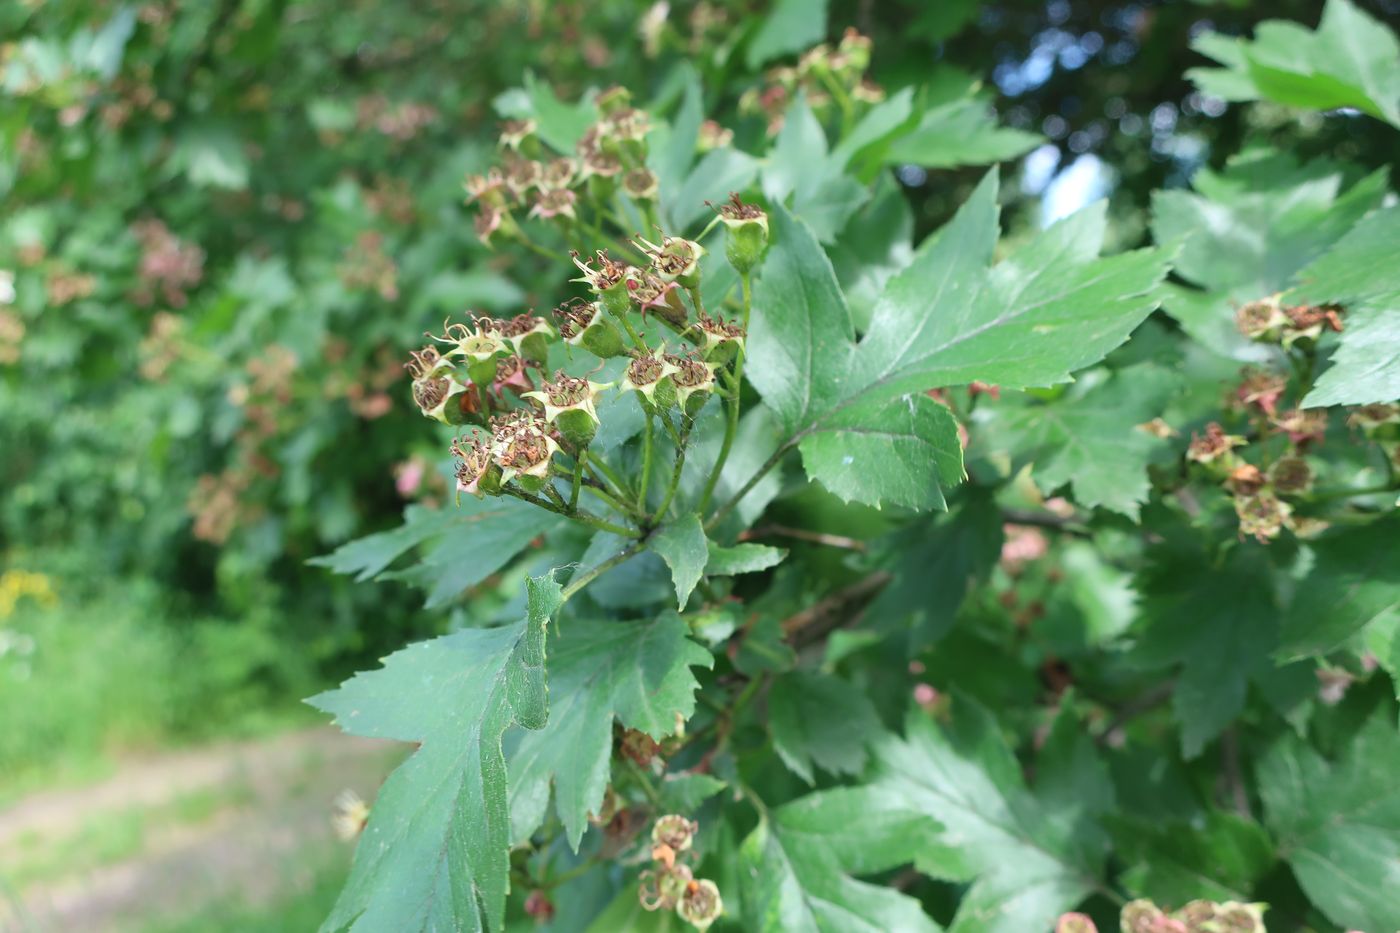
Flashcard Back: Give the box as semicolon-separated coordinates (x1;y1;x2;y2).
749;173;1165;512
1259;711;1400;932
769;671;884;783
383;498;557;607
1293;205;1400;407
739;786;949;932
762;95;870;242
908;0;980;42
796;392;965;510
658;773;728;813
746;205;856;436
651;514;709;610
746;0;829;70
1135;543;1279;758
734;612;798;677
1279;515;1400;658
882;95;1040;169
830;175;915;331
307;575;562;933
494;71;597;154
982;364;1177;519
81;6;136;80
871;701;1104;933
310;505;458;581
868;492;1004;647
173;125;250;190
311;501;555;608
1149;149;1386;360
706;542;786;576
1112;812;1274;904
830;87;916;173
1188;0;1400;128
508;613;712;849
829;171;1163;412
670;148;760;230
1307;309;1400;405
764;95;828;204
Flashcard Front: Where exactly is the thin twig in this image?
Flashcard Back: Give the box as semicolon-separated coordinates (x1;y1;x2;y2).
783;572;893;648
740;524;867;552
1221;727;1252;819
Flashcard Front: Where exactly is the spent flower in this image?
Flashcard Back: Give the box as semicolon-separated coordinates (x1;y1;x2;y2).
620;346;681;409
555;299;627;358
523;370;611;447
677;878;723;930
1186;422;1246;466
1235;296;1285;341
713;193;769;273
636;234;705;288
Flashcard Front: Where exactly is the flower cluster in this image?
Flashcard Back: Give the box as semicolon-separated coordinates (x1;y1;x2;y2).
638;815;723;930
339;230;399;301
464;88;724;249
130;218;205;309
740;28;881;135
1183;361;1358;542
1118;898;1266;933
406;200;763;521
1236;295;1344;348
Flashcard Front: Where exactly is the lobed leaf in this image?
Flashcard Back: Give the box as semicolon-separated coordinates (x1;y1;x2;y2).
740;785;951;932
981;364;1178;519
508;613;712;849
651;514;709;610
746;170;1169;510
870;700;1106;933
768;671;884;784
1187;0;1400;128
1259;711;1400;932
307;575;562;933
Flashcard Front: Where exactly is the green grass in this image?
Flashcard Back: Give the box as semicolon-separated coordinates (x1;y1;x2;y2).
137;843;350;933
0;580;322;804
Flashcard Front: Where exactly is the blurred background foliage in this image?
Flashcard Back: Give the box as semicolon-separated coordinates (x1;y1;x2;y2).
1;0;1393;781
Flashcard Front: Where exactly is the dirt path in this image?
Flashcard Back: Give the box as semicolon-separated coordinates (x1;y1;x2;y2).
0;727;402;932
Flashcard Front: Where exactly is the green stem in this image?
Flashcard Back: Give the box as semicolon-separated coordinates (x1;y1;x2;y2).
569;449;584;512
502;486;640;538
544;483;568;510
1308;482;1399;504
622;756;663;808
705;440;791;532
739;270;753;330
588;456;633;500
611;308;647;350
687;285;705;319
512;234;559;261
575;513;642;539
561;540;646;601
657;408;684;446
583;481;637;517
540;859;598;890
699;273;751;512
818;70;856;136
653;431;689;521
638;410;655;512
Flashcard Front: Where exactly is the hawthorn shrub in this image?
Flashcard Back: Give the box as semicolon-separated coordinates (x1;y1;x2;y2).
4;1;1399;931
305;4;1400;932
